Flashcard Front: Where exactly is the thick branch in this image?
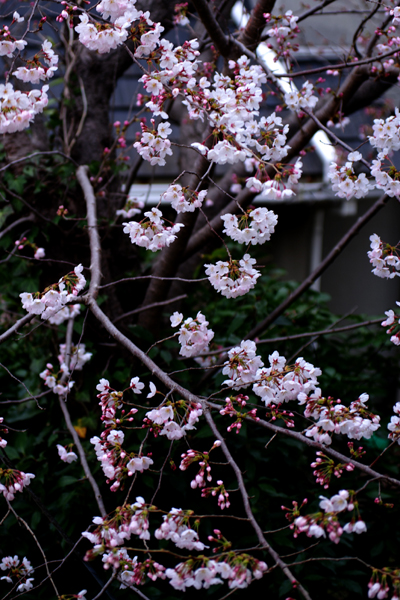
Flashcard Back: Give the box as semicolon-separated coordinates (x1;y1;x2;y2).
190;0;231;57
0;313;35;345
237;0;276;52
76;165;102;299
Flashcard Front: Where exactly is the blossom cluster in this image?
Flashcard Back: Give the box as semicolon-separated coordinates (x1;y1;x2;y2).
265;9;299;61
82;500;267;591
252;351;321;406
20;265;85;322
123;207;184;251
58;343;92;372
133;121;173;166
0;27;26;58
13;40;58;83
205;254;260;298
145;400;203;440
368;234;400;279
381;302;400;345
0;468;35;501
222;340;264;390
0;82;49;134
155;508;207;551
83;498;152;553
75;0;145;54
0;417;7;449
162;183;207;213
166;555;267;591
388;402;400;443
284;81;318;113
328;151;371;200
40;361;74;397
221;207;278;245
170;311;214;357
304;393;381;445
91;378;153;491
0;556;34;593
292;490;366;544
115;196;144;219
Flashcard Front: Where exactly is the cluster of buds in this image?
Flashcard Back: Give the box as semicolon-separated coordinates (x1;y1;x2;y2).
367;567;400;599
219;395;259;434
310;451;354;489
14;236;45;259
201;481;230;510
265;10;299;61
179;440;221;487
0;416;8;449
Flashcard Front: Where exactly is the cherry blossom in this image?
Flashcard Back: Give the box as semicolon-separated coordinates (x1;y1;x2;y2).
20;265;86;321
162;184;207;213
123;207;184;251
57;444;78;463
0;556;34;592
205;254;261;298
222;340;263;390
284;81;318;113
0;469;35;501
221;207;278;245
171;311;214;357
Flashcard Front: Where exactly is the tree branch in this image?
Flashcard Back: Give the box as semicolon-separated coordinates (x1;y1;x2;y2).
245;193;390;340
76;165;102;299
203;407;313;600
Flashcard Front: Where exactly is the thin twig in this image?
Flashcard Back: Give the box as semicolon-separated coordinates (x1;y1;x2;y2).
7;500;60;598
113;294;187;324
0;313;35;345
59;320;106;517
203;407;313;600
